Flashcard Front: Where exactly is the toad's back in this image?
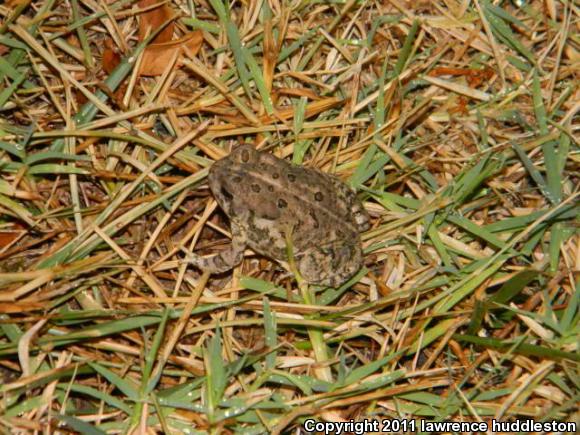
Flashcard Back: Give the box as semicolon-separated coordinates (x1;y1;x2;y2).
205;145;369;287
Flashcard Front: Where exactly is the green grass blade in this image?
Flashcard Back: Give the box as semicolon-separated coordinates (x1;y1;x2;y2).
182;17;221;34
511;141;556;204
66;384;132;414
88;362;139;401
27;164;89;175
453;334;580;362
0;0;57;84
374;58;389;130
427;224;454;269
263;298;277;371
344;351;403;385
144;309;171;394
0;56;27;83
242;45;274;114
24;151;90;165
560;281;579;332
292;96;309;164
53;415;107;435
533;71;561;203
490;269;541;305
71;0;94;68
205;327;226;421
0;73;26;108
0;193;35;226
393;19;419;76
0;140;26;160
446;214;507;250
482;0;535;65
484;203;577;233
209;0;253;102
349;145;391;187
278;27;317;62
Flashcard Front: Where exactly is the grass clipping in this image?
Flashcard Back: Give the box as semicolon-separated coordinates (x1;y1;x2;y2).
0;0;578;433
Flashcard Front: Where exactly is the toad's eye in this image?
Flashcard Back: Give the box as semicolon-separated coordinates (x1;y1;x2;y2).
220;186;233;201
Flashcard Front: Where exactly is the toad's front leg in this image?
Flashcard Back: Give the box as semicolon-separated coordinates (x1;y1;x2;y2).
187;222;247;274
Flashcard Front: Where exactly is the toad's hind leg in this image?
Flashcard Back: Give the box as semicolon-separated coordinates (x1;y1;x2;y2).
188;223;247;274
297;242;363;288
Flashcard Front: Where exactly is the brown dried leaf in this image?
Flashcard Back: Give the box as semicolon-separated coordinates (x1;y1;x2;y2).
261;97;342;124
102;38;121;75
67;33;81;48
0;223;24;249
139;31;203;77
5;0;31;7
0;233;19;249
138;0;175;44
276;87;322;100
0;301;45;313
